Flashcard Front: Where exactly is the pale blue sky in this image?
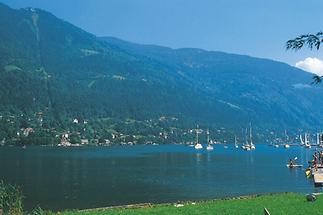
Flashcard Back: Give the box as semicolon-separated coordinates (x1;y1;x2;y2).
2;0;323;65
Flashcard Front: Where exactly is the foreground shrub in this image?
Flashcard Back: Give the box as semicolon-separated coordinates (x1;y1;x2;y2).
0;180;23;215
29;206;47;215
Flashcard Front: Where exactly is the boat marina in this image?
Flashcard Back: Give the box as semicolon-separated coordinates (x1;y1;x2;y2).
187;124;323;188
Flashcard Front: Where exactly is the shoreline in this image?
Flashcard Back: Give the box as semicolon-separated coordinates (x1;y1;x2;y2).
76;192;322;212
57;192;323;215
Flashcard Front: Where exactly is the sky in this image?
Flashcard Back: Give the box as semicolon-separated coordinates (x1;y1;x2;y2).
2;0;323;74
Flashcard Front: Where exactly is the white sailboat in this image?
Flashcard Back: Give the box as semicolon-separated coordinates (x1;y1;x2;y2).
273;135;279;148
242;128;251;151
299;134;305;146
234;135;239;149
250;126;256;150
316;133;323;147
304;133;311;148
319;133;323;148
284;130;290;148
206;129;214;151
194;125;203;150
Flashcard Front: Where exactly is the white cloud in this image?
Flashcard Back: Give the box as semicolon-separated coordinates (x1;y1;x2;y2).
295;57;323;76
292;83;311;89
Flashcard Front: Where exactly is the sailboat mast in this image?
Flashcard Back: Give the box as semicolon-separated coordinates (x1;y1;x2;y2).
317;133;320;146
207;129;210;144
249;125;253;145
196;125;199;144
245;128;248;145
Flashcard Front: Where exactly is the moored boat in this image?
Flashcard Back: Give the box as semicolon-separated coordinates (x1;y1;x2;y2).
194;125;203;150
234;135;239;149
284;130;290;149
304;133;311;148
286;164;303;168
206;129;214;151
287;157;302;168
249;125;255;150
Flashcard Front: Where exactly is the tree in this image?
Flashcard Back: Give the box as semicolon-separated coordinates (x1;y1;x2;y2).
286;32;323;83
69;133;81;145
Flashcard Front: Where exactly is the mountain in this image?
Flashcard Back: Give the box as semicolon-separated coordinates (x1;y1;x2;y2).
0;3;322;144
101;37;323;129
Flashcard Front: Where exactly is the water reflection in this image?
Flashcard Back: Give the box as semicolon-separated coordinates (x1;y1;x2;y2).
195;152;202;163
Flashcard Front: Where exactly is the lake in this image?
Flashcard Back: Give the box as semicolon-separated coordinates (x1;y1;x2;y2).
0;144;320;211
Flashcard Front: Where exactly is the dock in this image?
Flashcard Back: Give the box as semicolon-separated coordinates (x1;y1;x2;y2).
313;168;323;187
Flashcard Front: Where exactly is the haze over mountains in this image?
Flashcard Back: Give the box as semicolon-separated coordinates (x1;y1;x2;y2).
0;2;323;132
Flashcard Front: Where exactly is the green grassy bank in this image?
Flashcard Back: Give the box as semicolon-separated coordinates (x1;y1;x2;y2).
57;193;323;215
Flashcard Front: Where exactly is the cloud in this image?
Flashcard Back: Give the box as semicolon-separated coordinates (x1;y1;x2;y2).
292;83;311;89
295;57;323;76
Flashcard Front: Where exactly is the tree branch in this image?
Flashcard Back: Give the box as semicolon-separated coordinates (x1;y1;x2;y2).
287;32;323;84
286;32;323;51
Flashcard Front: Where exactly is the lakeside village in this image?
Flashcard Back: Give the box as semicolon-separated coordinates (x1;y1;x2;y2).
1;112;323;149
0;112;239;146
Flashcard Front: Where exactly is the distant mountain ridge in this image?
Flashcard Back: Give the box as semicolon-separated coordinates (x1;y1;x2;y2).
0;2;323;134
100;37;323;128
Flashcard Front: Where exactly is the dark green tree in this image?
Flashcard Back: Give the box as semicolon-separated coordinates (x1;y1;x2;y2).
69;133;81;145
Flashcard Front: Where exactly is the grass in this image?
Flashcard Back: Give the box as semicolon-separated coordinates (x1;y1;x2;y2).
55;193;323;215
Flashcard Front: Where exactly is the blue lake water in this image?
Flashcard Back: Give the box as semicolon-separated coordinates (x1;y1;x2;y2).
0;144;320;211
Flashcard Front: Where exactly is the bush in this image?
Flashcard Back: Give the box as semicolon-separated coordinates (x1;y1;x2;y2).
29;206;47;215
0;180;23;215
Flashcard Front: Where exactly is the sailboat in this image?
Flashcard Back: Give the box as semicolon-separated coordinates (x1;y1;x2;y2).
194;125;203;150
234;135;239;149
250;125;256;150
304;133;311;148
316;133;323;148
206;129;214;151
272;133;279;148
319;133;323;148
299;134;305;146
242;128;251;151
284;130;290;148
